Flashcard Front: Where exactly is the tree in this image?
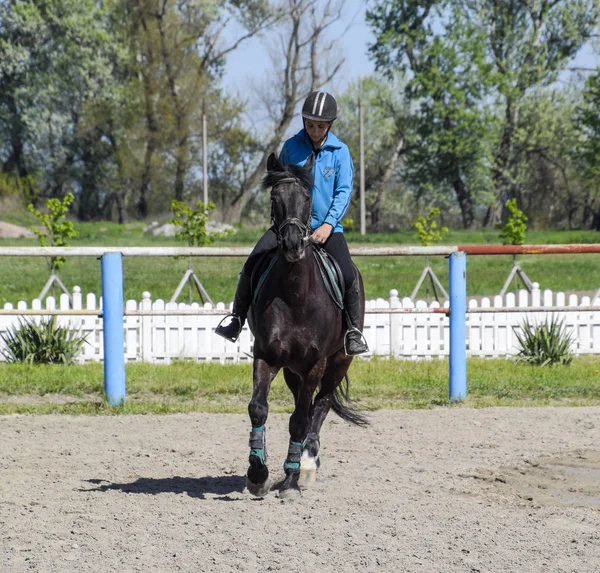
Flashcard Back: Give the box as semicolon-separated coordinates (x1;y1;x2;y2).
75;0;136;223
574;69;600;229
458;0;600;226
116;0;272;219
0;0;272;221
366;0;600;228
221;0;350;224
0;0;116;209
206;98;263;219
336;75;413;231
511;88;585;229
366;0;495;229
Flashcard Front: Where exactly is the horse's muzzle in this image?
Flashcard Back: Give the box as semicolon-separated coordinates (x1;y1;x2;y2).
281;229;307;262
276;216;311;262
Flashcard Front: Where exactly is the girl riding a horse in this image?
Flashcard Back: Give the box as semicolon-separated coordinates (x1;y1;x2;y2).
216;90;368;356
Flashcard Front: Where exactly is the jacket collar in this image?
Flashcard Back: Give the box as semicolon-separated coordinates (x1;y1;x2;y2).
298;129;342;150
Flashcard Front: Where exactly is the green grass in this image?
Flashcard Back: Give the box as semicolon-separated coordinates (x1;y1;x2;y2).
2;220;598;414
0;222;599;305
0;356;599;414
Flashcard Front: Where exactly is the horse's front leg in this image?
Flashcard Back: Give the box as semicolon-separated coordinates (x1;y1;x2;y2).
246;358;279;497
280;359;326;499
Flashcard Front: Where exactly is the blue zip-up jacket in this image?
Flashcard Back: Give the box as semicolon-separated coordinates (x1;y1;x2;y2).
280;129;354;233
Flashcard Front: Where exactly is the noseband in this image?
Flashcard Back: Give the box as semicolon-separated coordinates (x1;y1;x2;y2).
271;177;312;244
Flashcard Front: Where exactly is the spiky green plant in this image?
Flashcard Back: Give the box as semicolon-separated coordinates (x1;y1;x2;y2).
0;317;87;365
514;316;574;367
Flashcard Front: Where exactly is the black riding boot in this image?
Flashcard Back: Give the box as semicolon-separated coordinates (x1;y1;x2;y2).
215;272;252;343
344;280;369;356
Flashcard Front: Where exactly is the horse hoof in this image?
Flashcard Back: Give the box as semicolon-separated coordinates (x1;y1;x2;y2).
298;468;317;489
246;477;271;497
298;451;318;489
278;487;301;501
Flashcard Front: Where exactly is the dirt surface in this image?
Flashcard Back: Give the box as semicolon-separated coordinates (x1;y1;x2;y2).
0;221;35;239
1;407;599;572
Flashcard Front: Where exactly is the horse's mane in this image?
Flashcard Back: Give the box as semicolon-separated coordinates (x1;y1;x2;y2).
262;162;313;191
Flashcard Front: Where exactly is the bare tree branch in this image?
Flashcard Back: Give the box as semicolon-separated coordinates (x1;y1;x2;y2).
567;66;598;72
223;0;350;223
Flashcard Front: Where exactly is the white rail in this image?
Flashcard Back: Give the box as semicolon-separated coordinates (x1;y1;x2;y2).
0;246;458;257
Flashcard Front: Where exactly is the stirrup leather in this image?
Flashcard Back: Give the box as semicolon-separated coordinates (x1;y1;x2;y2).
344;327;369;356
215;315;243;343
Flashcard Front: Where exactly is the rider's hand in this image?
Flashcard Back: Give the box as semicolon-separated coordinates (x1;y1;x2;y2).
311;223;333;244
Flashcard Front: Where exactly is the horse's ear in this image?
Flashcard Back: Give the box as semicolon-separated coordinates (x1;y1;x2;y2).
267;152;279;172
304;153;315;172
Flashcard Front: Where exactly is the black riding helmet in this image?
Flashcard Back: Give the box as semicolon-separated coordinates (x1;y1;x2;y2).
301;91;337;122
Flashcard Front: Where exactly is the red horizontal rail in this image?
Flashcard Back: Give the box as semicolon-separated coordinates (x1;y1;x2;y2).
458;244;600;255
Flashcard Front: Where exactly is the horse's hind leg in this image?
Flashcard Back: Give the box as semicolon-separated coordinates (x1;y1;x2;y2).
299;353;358;488
246;358;279;497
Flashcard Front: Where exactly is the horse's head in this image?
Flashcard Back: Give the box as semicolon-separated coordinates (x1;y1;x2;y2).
263;152;314;263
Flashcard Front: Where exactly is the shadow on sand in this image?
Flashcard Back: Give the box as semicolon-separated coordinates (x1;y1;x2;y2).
82;474;247;500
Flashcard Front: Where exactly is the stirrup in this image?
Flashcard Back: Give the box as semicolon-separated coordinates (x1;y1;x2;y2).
344;328;369;356
215;315;243;343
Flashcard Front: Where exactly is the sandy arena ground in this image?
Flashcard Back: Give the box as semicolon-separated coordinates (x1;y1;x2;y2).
1;407;599;572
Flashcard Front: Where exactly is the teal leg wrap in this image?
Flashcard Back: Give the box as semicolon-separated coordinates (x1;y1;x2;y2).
283;440;303;472
249;425;267;464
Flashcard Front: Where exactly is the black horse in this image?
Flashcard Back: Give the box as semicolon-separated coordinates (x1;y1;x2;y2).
245;152;368;499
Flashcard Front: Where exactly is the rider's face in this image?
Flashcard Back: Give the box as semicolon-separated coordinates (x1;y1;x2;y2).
305;120;330;146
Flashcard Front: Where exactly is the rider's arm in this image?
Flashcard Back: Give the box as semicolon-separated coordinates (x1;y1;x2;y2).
323;145;353;229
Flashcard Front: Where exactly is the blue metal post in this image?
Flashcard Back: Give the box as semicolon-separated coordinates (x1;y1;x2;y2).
101;252;126;406
449;251;467;402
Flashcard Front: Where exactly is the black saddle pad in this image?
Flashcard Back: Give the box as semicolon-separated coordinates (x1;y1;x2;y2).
250;247;344;309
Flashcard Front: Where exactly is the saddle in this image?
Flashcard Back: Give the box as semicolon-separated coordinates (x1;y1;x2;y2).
251;245;345;309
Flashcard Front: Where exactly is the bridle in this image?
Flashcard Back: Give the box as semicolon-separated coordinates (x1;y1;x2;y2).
271;177;312;244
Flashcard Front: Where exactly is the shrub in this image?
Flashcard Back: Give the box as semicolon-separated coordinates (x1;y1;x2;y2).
497;198;527;246
0;173;37;202
28;193;78;272
0;317;87;365
413;208;448;246
170;200;233;247
514;316;574;366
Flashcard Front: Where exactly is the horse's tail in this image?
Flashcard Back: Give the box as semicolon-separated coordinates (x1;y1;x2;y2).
331;374;369;427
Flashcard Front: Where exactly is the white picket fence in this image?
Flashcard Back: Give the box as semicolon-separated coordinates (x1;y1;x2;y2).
1;285;599;363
